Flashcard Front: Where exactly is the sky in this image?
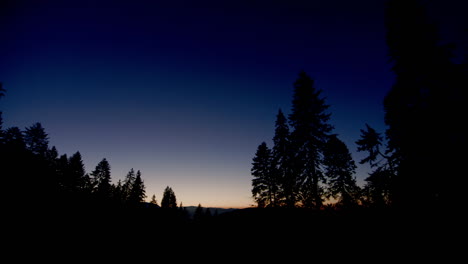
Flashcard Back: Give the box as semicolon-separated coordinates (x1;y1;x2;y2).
1;0;466;208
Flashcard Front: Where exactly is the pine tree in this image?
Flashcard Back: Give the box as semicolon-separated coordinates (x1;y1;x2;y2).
67;151;86;193
91;158;112;199
178;202;189;219
193;203;204;222
356;124;395;207
251;142;274;208
24;122;49;157
161;186;177;209
122;168;136;201
46;146;59;164
384;0;465;207
56;154;69;192
150;194;158;205
128;170;146;204
323;135;360;208
289;71;333;209
112;179;124;205
272;108;292;207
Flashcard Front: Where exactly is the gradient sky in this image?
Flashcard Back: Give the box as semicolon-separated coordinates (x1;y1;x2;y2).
1;0;466;208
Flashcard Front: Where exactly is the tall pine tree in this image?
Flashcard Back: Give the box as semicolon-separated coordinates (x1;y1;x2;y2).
289;71;333;209
356;124;395;207
161;186;177;209
91;158;112;200
67;151;86;193
122;168;136;201
272;109;292;207
384;0;466;208
251;142;274;208
323;135;360;208
128;170;146;205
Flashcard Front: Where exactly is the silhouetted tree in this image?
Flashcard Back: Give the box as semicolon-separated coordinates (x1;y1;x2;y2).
193;203;204;222
384;0;465;208
161;186;177;209
56;154;69;192
128;170;146;204
24;122;49;157
67;151;86;193
91;158;112;200
251;142;275;208
356;124;383;167
150;194;158;205
289;71;333;209
323;135;360;208
122;168;136;201
356;124;395;207
112;179;124;205
46;146;58;163
361;168;393;208
272;109;292;207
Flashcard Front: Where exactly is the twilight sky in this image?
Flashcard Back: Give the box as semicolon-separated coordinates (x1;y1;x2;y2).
1;0;466;208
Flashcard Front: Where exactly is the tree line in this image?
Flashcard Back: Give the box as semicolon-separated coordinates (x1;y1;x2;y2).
0;96;185;212
251;0;467;210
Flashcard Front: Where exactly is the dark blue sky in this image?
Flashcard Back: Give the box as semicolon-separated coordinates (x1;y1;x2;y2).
1;0;465;207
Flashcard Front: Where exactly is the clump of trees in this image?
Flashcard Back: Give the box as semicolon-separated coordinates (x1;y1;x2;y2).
0;83;183;214
0;121;148;209
252;0;467;210
251;72;361;209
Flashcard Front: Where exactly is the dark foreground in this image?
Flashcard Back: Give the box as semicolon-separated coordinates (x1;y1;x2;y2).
5;205;460;260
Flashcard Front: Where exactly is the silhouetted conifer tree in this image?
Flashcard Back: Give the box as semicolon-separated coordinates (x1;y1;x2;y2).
44;146;60;193
150;194;158;205
161;186;177;209
289;71;333;209
24;122;49;157
67;151;86;193
193;203;204;222
122;168;136;201
91;158;112;200
384;0;466;208
323;135;360;208
46;146;58;163
356;124;395;207
56;154;69;192
112;179;124;205
272;109;292;207
251;142;275;208
178;202;188;219
128;170;146;204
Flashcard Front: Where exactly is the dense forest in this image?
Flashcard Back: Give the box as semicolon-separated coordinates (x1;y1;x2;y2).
1;0;466;232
